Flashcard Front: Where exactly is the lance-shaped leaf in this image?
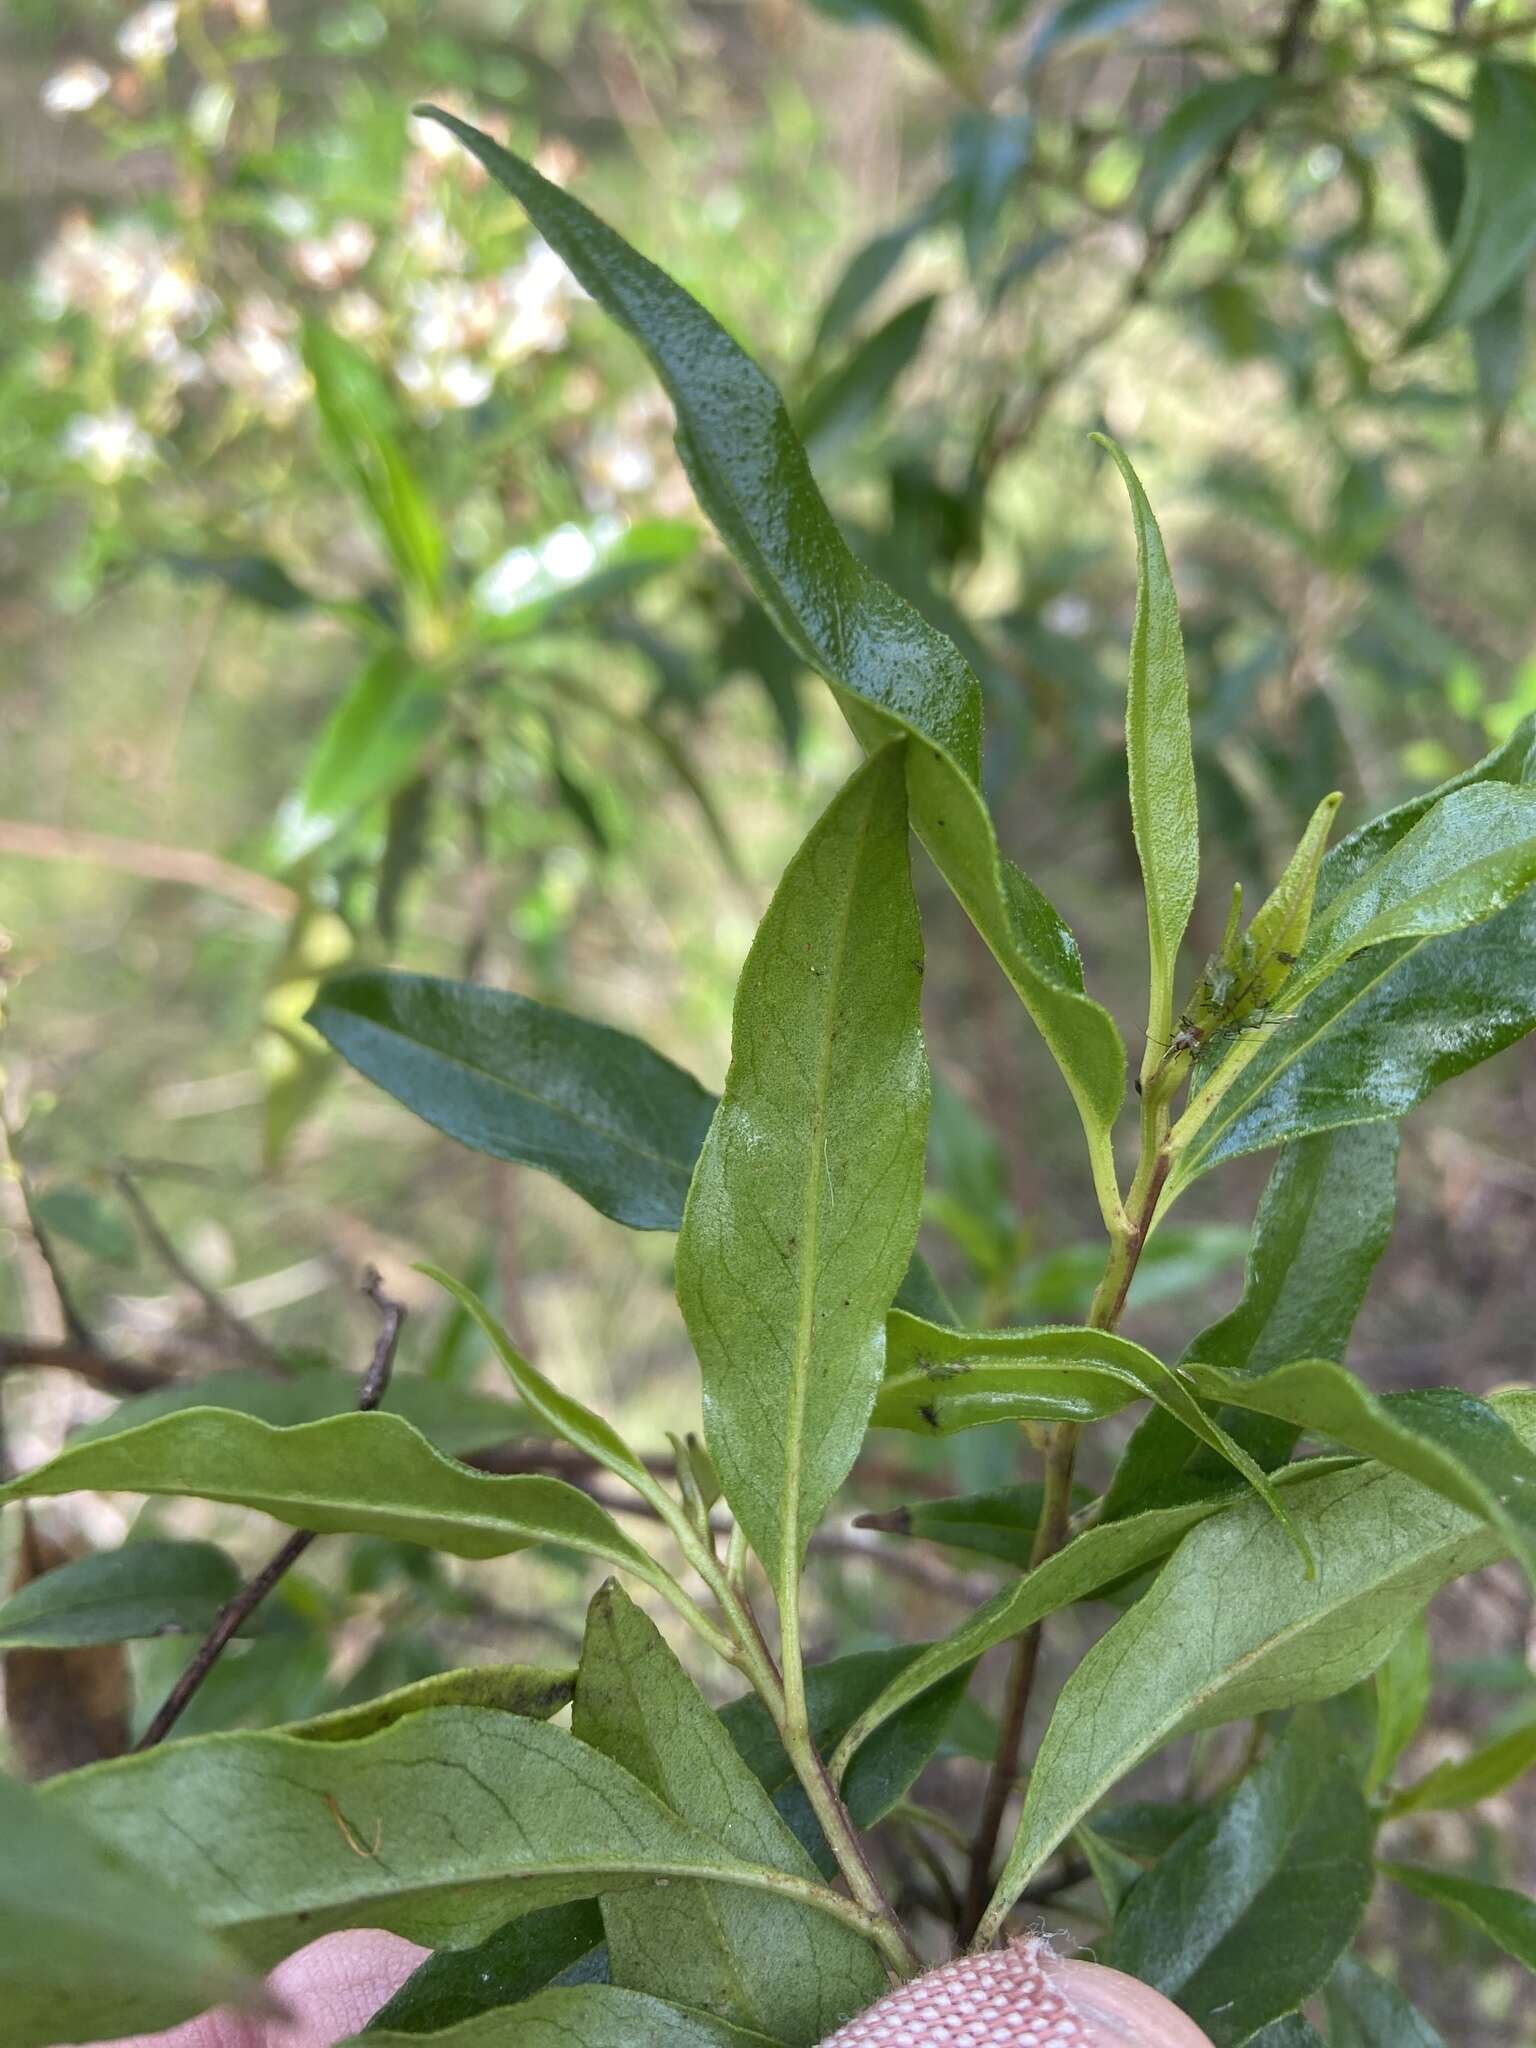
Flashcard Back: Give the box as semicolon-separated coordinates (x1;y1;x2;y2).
678;745;928;1590
1386;1713;1536;1818
270;650;444;870
1095;436;1198;1042
1137;74;1276;221
574;1585;883;2041
1114;1712;1376;2048
0;1538;242;1649
1407;62;1536;346
43;1707;878;1970
310;971;718;1231
1367;1613;1432;1796
285;1663;575;1744
472;517;698;641
1106;1718;1374;2046
357;1985;782;2046
873;1312;1307;1562
365;1901;606;2035
1180;1359;1536;1588
979;1395;1536;1935
1379;1863;1536;1970
1236;790;1342;1001
1104;1121;1399;1520
1325;1954;1447;2048
0;1769;254;2048
0;1409;662;1583
417;108;1127;1227
855;1480;1074;1569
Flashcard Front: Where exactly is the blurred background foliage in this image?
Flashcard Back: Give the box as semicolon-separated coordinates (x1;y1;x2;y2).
4;0;1536;2033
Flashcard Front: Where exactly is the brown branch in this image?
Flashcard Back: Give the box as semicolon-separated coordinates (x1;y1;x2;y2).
134;1270;406;1751
0;1336;171;1395
0;820;297;920
115;1172;290;1374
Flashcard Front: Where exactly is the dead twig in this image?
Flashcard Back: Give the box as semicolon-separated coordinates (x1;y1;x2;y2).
114;1171;290;1374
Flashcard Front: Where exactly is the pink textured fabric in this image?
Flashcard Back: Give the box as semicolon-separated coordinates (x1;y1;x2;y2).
819;1939;1217;2047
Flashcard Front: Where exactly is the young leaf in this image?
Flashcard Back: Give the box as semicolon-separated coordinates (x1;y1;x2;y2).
0;1769;253;2048
677;745;928;1593
1386;1713;1536;1818
358;1984;782;2046
270;650;444;870
1325;1954;1448;2048
875;1311;1308;1562
43;1708;878;1969
309;971;718;1231
1094;437;1199;1051
1379;1863;1536;1969
1104;1121;1399;1521
416;110;1128;1229
573;1584;883;2041
0;1409;658;1580
284;1663;575;1744
0;1538;242;1649
365;1901;606;2035
1407;62;1536;346
1366;1613;1432;1796
979;1419;1532;1935
1107;1718;1374;2046
1179;1359;1536;1589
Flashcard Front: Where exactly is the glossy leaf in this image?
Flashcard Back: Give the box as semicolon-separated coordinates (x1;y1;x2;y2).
1408;62;1536;345
678;745;928;1590
1325;1954;1447;2048
1367;1613;1432;1796
1379;1862;1536;1969
1105;1121;1399;1520
366;1902;606;2034
1387;1712;1536;1817
1180;1358;1536;1587
286;1663;575;1744
798;295;938;456
473;518;697;640
981;1408;1534;1930
358;1985;781;2047
1095;437;1198;1039
0;1538;241;1648
1107;1719;1374;2046
309;970;718;1231
0;1768;253;2048
574;1585;883;2041
43;1707;873;1969
0;1408;660;1580
875;1311;1306;1560
417;110;1128;1229
271;650;443;869
1138;75;1276;221
69;1366;524;1458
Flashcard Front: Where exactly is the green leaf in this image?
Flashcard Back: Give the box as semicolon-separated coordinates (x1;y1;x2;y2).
1379;1863;1536;1969
358;1985;782;2047
44;1707;873;1970
813;221;929;354
1094;436;1198;1052
0;1537;241;1648
678;745;928;1591
1407;63;1536;346
949;113;1033;275
0;1769;253;2048
30;1184;134;1264
1022;0;1158;66
1107;1719;1375;2046
1180;1359;1536;1588
366;1902;606;2035
309;971;718;1232
473;518;698;641
1248;2023;1326;2048
803;0;946;63
421;1266;656;1502
1387;1712;1536;1817
1325;1954;1447;2048
416;110;1127;1229
875;1311;1307;1561
573;1585;883;2041
1105;1122;1399;1521
1367;1613;1432;1797
1075;1820;1143;1918
798;295;938;456
1138;75;1276;221
285;1663;575;1744
68;1365;524;1458
0;1408;661;1581
162;550;318;613
305;321;446;610
855;1481;1066;1569
982;1403;1535;1931
271;650;444;869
